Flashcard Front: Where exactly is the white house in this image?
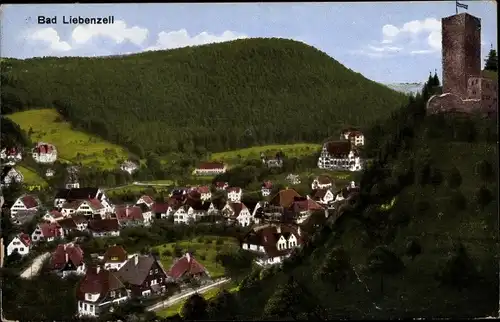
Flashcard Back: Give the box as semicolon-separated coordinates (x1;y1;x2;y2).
195;186;212;201
51;243;87;278
32;142;57;164
61;199;106;217
241;224;302;266
1;167;24;187
341;129;365;146
31;222;64;243
222;202;253;227
173;202;209;224
1;147;22;166
317;141;363;172
214;182;229;191
87;219;120;238
98;245;132;271
261;181;273;197
76;266;129;317
227;187;242;203
311;175;334;190
289;197;327;224
192;162;227;176
6;233;31;257
120;160;138;175
311;189;336;205
135;195;155;208
42;210;65;223
286;174;301;185
10;195;40;216
54;187;110;210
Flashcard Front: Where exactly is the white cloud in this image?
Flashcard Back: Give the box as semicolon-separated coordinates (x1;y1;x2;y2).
21;21;248;58
357;17;444;58
71;20;148;46
145;29;248;51
27;27;72;52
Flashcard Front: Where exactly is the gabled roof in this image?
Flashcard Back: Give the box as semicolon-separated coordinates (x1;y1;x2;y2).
262;181;273;189
115;206;144;222
14;233;31;247
210;198;227;211
51;243;84;269
196;162;225;170
55;187;99;200
117;255;161;285
269;189;301;208
38;222;62;238
227;202;248;217
324;141;351;156
168;253;207;279
227;187;242;193
315;175;333;185
20;195;39;209
137;195;154;205
290;198;325;213
76;268;125;301
242;224;302;258
312;189;330;200
152;202;169;213
88;219;119;232
215;181;228;188
196;186;210;194
103;245;128;263
58;217;77;229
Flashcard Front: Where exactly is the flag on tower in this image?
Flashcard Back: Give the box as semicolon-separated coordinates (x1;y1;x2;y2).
456;1;468;10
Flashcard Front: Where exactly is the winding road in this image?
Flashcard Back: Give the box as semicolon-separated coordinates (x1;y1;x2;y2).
147;277;231;312
20;252;50;279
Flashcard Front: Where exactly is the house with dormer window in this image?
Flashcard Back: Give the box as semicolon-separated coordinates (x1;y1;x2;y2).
240;224;303;266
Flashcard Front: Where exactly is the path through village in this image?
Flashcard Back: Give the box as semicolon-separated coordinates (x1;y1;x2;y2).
147;277;231;312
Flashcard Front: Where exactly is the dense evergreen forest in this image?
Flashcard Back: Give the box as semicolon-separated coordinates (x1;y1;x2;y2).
1;38;406;156
162;75;499;320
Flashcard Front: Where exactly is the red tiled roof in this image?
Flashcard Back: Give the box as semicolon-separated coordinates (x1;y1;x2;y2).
21;195;38;209
58;218;77;229
262;181;273;189
188;190;201;199
197;186;210;194
34;143;55;154
243;224;303;258
88;219;119;232
103;245;128;263
51;243;84;269
227;187;241;193
290;199;325;213
228;202;247;217
196;162;225;170
168;253;207;279
325;141;352;156
88;199;104;210
215;182;228;189
76;268;125;301
269;189;302;208
18;233;31;247
50;210;63;218
62;200;84;210
312;189;329;199
152;202;169;213
39;222;62;238
138;195;154;205
316;175;332;185
115;206;144;222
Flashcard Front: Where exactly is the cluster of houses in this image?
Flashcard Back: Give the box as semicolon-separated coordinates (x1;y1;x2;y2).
317;129;365;172
32;142;58;164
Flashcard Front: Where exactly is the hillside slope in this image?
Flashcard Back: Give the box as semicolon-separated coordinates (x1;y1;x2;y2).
1;38;406;156
198;84;498;320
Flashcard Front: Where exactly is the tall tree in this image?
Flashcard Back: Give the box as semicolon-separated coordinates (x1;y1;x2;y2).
484;48;498;72
181;293;208;320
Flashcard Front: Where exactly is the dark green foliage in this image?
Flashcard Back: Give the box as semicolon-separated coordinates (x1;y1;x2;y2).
207;290;240;320
181;293;208;320
437;243;478;290
447;166;462;189
475;185;493;209
2;38;406;155
0;116;31;148
429;167;443;188
367;245;404;275
262;276;313;320
475;160;494;182
405;238;422;260
315;246;355;291
450;190;467;211
484;48;498;72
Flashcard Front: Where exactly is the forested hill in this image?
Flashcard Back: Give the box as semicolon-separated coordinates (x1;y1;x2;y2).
1;38;406;157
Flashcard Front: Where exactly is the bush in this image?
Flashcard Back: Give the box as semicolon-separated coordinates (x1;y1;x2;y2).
204;238;213;244
199;254;206;260
447;166;462;189
450;190;467;211
475;185;493;209
216;238;224;245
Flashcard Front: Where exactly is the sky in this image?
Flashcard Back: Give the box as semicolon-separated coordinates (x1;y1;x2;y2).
0;2;497;83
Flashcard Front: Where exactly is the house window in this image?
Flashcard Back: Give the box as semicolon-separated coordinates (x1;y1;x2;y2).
155;268;158;273
20;247;24;252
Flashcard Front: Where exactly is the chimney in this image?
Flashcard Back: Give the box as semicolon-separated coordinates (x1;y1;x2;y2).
134;254;139;266
186;252;191;262
276;225;281;234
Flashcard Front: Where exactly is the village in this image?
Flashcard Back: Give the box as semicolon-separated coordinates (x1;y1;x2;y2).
1;128;365;317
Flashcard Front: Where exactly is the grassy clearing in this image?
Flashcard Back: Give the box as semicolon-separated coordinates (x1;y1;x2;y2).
6;109;130;170
17;165;48;187
153;236;239;280
157;281;238;318
210;143;321;164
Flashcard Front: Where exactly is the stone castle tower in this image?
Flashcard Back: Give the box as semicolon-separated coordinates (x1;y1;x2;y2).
442;13;481;98
427;12;497;115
